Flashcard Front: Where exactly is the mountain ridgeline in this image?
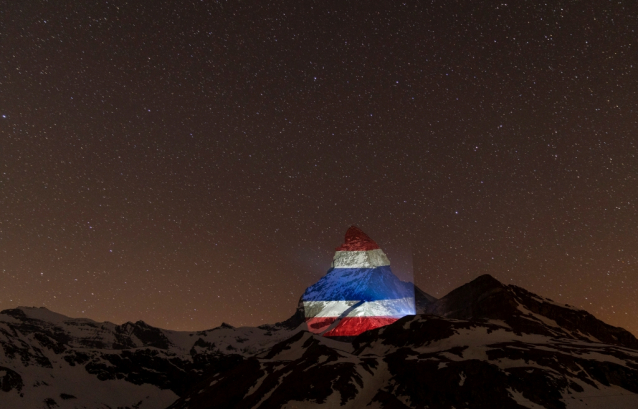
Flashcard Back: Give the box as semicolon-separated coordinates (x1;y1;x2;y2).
2;227;638;408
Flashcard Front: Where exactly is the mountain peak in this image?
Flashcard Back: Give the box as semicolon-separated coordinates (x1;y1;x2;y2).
301;226;437;338
335;225;380;251
423;274;638;350
467;274;504;291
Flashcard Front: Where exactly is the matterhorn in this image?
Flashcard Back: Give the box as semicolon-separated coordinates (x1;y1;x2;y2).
300;226;435;337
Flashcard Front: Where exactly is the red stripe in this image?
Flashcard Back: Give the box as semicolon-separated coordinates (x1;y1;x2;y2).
305;317;337;334
335;226;380;251
323;317;398;337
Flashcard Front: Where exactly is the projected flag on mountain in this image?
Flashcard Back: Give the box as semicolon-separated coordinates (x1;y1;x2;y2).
301;226;416;337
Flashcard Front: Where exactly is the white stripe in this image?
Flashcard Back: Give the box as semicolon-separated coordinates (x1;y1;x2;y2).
331;249;390;268
303;297;415;318
303;300;358;318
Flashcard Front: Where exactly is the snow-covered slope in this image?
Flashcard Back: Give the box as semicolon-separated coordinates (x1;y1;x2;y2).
169;275;638;409
4;274;638;409
0;306;302;408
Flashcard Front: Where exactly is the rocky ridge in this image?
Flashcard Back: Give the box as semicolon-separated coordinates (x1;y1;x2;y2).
0;306;300;408
2;274;638;408
169;275;638;409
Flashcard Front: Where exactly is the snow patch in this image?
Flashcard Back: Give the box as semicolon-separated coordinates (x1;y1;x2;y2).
507;388;546;408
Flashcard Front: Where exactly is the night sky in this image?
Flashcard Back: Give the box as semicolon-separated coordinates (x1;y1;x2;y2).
2;1;637;334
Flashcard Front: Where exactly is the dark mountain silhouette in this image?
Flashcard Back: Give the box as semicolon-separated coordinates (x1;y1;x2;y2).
168;275;638;409
424;274;638;349
2;276;638;408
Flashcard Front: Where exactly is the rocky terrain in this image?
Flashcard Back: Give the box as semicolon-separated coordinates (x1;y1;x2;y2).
2;227;637;408
168;275;638;409
3;274;638;408
0;306;302;408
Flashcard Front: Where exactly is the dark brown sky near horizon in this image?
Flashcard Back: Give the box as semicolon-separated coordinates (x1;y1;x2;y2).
2;1;637;333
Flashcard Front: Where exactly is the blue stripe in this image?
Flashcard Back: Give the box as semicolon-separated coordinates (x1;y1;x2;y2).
301;266;416;302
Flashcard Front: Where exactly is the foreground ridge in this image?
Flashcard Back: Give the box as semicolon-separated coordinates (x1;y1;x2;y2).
170;275;638;409
2;270;637;407
0;306;301;408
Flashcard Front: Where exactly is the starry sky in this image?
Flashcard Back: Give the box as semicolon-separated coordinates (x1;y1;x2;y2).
2;1;637;333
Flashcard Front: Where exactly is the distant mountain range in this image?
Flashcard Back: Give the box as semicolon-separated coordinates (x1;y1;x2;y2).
2;227;637;408
0;305;299;408
3;274;638;408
